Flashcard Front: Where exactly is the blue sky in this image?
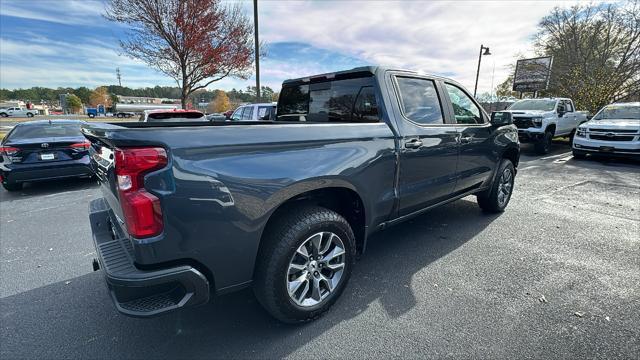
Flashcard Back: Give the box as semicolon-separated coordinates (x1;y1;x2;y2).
0;0;584;94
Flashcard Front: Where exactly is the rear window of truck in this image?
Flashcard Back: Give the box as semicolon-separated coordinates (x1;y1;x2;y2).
277;76;379;123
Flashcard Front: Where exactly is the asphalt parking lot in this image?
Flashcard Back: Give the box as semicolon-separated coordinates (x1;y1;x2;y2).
1;142;639;359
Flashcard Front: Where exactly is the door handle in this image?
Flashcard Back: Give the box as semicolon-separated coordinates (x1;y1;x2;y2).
459;136;473;144
404;139;423;149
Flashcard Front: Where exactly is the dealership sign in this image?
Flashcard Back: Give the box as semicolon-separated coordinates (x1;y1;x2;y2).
512;56;553;92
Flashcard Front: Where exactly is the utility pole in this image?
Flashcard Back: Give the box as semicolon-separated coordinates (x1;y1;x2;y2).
116;68;122;87
253;0;260;102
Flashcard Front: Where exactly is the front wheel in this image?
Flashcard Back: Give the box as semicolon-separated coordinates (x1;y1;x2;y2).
0;113;7;117
572;150;587;160
477;159;515;213
26;112;34;117
253;205;355;323
534;131;553;154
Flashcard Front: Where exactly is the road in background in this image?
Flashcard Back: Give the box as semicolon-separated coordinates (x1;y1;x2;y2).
1;145;638;359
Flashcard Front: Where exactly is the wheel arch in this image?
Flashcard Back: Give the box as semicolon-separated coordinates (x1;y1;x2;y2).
261;182;368;256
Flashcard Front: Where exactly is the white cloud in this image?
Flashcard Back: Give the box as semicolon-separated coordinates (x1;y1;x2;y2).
257;0;581;94
0;0;106;26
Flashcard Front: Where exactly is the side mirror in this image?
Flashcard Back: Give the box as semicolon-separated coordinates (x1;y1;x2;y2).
491;111;513;126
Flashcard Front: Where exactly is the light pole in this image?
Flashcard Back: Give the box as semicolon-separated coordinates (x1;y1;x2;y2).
473;44;491;98
253;0;260;102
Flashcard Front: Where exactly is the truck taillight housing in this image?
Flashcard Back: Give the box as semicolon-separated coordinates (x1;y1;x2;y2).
115;147;168;238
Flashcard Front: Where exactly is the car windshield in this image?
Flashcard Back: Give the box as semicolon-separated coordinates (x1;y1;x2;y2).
592;105;640;120
508;99;556;111
7;124;82;140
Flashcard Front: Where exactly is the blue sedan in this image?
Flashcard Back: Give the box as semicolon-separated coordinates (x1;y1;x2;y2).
0;120;94;191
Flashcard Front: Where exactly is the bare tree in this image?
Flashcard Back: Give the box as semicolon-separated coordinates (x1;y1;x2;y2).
535;1;640;113
105;0;255;109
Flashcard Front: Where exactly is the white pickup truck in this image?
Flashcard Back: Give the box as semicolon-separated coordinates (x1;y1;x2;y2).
0;107;38;118
505;98;588;154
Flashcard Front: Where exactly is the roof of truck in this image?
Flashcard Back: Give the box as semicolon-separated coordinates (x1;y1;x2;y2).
282;66;423;86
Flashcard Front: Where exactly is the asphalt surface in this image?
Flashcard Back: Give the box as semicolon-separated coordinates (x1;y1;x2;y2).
1;141;639;359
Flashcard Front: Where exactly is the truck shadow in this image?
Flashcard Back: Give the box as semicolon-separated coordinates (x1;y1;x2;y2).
0;177;98;200
1;199;500;359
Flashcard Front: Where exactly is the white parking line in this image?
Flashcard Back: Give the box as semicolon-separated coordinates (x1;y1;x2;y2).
540;151;572;160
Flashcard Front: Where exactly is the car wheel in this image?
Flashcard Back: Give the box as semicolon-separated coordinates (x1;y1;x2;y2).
568;130;576;144
572;150;587;160
88;113;95;118
477;159;515;213
534;131;553;154
0;113;7;117
254;205;355;323
27;113;34;117
2;181;23;192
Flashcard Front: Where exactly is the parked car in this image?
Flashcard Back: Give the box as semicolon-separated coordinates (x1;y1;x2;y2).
139;109;206;122
82;66;520;323
505;98;588;154
206;113;227;122
229;102;277;121
0;107;38;118
0;120;93;191
572;102;640;159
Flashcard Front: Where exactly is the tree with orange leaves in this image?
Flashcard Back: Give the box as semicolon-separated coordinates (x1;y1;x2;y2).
105;0;255;109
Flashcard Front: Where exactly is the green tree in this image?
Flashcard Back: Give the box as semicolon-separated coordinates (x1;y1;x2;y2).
66;94;83;114
535;1;640;113
495;75;519;99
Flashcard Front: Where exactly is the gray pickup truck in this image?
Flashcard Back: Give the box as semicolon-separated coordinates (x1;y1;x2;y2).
83;66;520;323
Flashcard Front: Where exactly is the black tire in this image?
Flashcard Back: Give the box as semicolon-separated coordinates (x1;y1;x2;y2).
568;129;576;144
88;113;95;118
117;113;123;118
2;181;23;192
534;131;553;154
26;112;34;117
254;205;355;323
572;149;587;160
477;159;515;213
0;113;7;117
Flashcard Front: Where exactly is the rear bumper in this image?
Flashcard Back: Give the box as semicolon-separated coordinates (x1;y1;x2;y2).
1;157;93;183
89;198;210;317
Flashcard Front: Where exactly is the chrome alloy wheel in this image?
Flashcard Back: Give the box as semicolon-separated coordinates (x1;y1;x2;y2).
497;167;514;207
286;231;346;307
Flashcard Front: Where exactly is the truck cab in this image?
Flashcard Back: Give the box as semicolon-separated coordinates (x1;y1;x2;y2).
506;98;587;154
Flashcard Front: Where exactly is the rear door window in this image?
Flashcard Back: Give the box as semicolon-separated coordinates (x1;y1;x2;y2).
241;106;254;120
257;106;274;120
276;76;379;122
395;77;444;125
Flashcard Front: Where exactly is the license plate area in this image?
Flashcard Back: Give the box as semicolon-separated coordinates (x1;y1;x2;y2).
40;153;55;160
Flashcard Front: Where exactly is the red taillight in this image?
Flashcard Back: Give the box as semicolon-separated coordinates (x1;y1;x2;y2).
0;146;19;156
115;147;168;238
69;141;91;150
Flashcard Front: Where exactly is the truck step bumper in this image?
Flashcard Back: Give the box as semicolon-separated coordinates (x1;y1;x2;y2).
89;198;210;317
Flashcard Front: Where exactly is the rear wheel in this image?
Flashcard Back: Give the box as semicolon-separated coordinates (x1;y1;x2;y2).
477;159;515;213
26;112;34;117
534;131;553;154
0;113;7;117
2;181;23;192
254;205;355;323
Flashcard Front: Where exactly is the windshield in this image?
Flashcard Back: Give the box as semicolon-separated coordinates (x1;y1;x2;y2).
7;124;82;140
592;104;639;120
508;99;556;111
